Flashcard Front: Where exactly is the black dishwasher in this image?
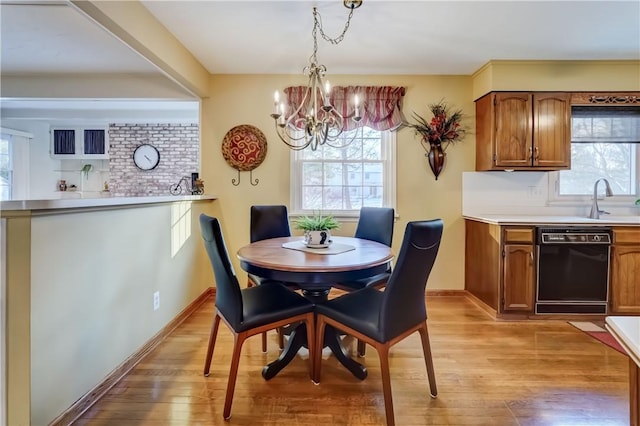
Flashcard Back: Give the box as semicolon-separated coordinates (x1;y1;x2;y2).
535;227;612;314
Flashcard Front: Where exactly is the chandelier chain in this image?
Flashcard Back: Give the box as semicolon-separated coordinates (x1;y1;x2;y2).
314;6;355;45
310;6;355;64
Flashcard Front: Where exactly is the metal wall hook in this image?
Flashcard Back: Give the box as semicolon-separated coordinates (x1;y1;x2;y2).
250;170;259;186
232;170;241;186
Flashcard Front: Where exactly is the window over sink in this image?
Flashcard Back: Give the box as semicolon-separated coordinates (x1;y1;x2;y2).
550;105;640;201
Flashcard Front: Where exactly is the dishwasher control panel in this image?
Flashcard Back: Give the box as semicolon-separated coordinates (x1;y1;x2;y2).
537;228;612;244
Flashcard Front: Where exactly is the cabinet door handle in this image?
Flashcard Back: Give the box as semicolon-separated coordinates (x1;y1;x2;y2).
528;147;533;160
530;251;534;264
534;146;539;159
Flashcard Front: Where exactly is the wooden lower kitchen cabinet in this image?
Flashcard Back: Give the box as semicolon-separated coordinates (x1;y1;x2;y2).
610;227;640;314
465;219;535;316
503;242;534;311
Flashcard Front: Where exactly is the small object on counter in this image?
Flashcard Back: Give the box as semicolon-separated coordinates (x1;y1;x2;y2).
103;181;110;192
190;172;205;195
58;180;67;192
81;164;92;180
191;172;199;190
170;175;204;195
635;199;640;206
68;184;77;192
193;178;204;195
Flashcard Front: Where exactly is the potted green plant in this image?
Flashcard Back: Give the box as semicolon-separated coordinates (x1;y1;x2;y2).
81;164;93;180
294;212;340;248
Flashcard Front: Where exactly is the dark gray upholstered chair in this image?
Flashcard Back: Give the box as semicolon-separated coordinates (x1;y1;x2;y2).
313;219;443;426
248;205;293;351
334;206;395;291
248;205;292;286
199;214;315;420
334;206;395;356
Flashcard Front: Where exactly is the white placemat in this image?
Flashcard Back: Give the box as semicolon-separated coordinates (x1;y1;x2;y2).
282;240;355;255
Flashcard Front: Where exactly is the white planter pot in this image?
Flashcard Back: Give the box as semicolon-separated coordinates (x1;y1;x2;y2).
304;230;332;248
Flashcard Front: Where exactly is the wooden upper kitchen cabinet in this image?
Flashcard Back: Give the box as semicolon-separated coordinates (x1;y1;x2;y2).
465;220;535;316
475;92;571;171
610;227;640;314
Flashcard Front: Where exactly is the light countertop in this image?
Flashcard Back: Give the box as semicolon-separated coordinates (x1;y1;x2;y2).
1;194;217;213
605;317;640;367
464;214;640;226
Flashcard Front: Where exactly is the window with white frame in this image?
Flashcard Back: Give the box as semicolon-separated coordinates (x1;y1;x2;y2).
0;128;32;201
551;106;640;200
0;134;12;201
290;126;396;216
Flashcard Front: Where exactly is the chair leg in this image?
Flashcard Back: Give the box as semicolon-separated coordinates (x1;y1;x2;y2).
357;339;366;357
303;313;315;381
313;316;327;384
203;309;221;376
377;345;395;426
278;327;285;349
261;332;267;353
418;323;438;398
223;331;247;420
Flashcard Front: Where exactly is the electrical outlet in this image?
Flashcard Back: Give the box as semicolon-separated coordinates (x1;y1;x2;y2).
527;186;543;197
153;291;160;311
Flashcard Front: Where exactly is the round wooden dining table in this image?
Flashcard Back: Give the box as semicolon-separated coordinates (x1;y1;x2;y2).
237;235;393;381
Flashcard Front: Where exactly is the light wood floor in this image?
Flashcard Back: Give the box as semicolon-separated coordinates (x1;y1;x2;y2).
74;295;629;425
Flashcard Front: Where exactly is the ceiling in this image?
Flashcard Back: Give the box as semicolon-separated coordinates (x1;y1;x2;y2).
1;0;639;78
140;0;640;75
0;1;159;75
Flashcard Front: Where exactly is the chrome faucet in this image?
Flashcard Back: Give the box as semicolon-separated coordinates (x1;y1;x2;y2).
589;178;613;219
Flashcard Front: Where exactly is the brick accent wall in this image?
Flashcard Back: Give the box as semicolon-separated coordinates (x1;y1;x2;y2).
108;123;199;197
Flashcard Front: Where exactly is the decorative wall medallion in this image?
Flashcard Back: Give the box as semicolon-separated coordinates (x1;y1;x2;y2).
221;125;267;185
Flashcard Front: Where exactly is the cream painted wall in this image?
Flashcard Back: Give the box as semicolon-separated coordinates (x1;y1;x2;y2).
202;74;475;292
20;200;217;425
472;60;640;100
0;218;5;426
4;214;31;426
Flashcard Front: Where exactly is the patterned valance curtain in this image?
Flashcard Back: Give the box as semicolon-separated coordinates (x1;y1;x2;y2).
283;85;406;132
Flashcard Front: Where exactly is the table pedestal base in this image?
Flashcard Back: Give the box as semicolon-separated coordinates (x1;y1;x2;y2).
261;288;367;381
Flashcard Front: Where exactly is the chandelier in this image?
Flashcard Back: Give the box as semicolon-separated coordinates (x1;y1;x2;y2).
270;0;363;151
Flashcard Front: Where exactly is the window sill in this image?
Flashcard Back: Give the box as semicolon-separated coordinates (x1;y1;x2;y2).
289;211;360;223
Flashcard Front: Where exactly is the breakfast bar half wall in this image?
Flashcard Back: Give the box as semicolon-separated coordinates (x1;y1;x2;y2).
1;194;217;425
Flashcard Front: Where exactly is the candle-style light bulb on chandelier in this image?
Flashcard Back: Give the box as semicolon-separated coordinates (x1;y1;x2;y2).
271;0;363;151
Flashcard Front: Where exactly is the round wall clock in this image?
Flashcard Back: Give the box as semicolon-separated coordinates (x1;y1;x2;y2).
133;144;160;171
